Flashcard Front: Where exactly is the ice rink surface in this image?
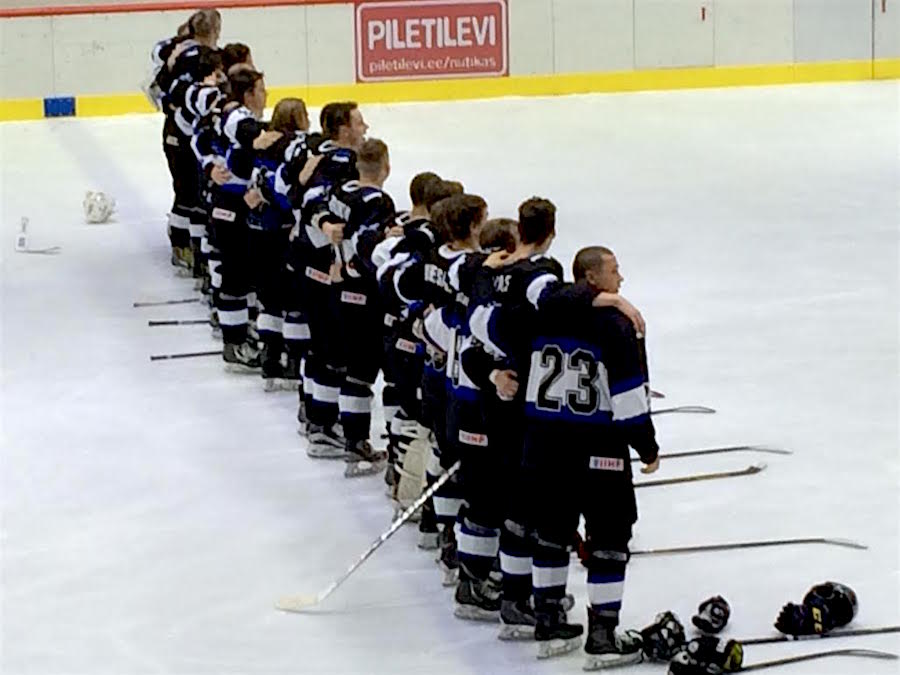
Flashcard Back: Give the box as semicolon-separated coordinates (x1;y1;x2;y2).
1;81;898;674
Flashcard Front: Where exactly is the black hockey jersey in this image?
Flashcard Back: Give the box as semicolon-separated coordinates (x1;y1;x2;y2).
315;180;396;277
521;294;659;474
467;254;565;371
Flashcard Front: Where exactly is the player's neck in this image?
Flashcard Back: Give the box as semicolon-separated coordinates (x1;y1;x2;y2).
410;206;429;219
514;243;541;259
447;237;477;252
358;175;383;189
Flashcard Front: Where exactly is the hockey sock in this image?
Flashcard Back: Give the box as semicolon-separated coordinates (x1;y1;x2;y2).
306;360;340;429
247;291;259;325
456;516;500;581
168;212;190;248
533;539;570;605
585;548;628;624
257;306;284;340
339;375;374;442
432;472;464;528
500;519;533;602
283;312;311;370
218;293;249;344
381;381;400;443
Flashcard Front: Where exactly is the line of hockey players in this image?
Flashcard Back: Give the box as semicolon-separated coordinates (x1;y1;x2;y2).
148;12;863;672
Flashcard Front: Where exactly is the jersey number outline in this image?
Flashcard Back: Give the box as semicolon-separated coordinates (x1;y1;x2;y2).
535;345;601;416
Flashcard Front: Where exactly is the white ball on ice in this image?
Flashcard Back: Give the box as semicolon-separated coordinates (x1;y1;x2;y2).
83;191;116;224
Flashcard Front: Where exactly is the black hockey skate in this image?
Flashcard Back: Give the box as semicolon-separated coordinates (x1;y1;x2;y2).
261;346;285;392
306;424;346;459
281;353;301;392
223;341;261;373
499;599;536;640
583;611;644;670
437;525;459;586
344;440;388;478
209;310;222;339
454;571;501;622
417;499;439;550
535;600;584;659
296;400;309;437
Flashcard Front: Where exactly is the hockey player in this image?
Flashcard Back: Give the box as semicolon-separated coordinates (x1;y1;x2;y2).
460;202;647;638
377;177;461;543
213;68;282;371
313;138;397;475
519;246;659;667
449;198;568;625
243;98;311;390
154;10;221;272
291;103;366;456
372;171;441;496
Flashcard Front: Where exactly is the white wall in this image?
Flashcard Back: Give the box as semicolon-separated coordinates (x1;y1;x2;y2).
874;0;900;58
0;16;53;98
793;0;872;62
0;0;892;101
714;0;794;66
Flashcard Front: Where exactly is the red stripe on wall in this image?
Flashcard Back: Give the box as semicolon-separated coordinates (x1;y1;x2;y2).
0;0;355;19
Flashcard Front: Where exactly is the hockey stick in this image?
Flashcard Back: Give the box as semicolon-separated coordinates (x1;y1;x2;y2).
652;405;716;415
741;625;899;646
632;445;791;462
148;319;210;326
17;246;62;254
631;537;867;557
634;463;765;488
133;297;200;308
276;459;462;612
739;648;897;671
650;390;665;399
150;350;221;361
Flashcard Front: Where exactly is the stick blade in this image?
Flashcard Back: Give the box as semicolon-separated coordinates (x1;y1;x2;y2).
842;649;898;660
748;462;768;474
826;537;869;550
747;445;793;455
275;593;321;613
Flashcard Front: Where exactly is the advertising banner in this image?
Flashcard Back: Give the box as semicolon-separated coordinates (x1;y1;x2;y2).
355;0;508;82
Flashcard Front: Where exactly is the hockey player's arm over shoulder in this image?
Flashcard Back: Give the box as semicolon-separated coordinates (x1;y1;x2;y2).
606;312;660;474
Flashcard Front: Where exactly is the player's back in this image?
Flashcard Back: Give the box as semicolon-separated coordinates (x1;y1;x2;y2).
522;298;650;475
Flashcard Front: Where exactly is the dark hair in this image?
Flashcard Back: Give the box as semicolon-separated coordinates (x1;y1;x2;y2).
573;246;614;282
444;194;487;243
189;9;221;41
409;172;441;207
429;198;452;242
517;197;556;245
271;98;308;134
479;218;518;253
196;46;223;79
423;180;463;212
320;101;358;140
228;69;263;105
222;43;251;71
357;138;389;176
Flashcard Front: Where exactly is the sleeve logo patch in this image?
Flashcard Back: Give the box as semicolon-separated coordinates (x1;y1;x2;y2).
340;291;367;305
211;207;236;222
589;456;624;471
305;266;332;285
395;338;419;354
459;430;489;447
